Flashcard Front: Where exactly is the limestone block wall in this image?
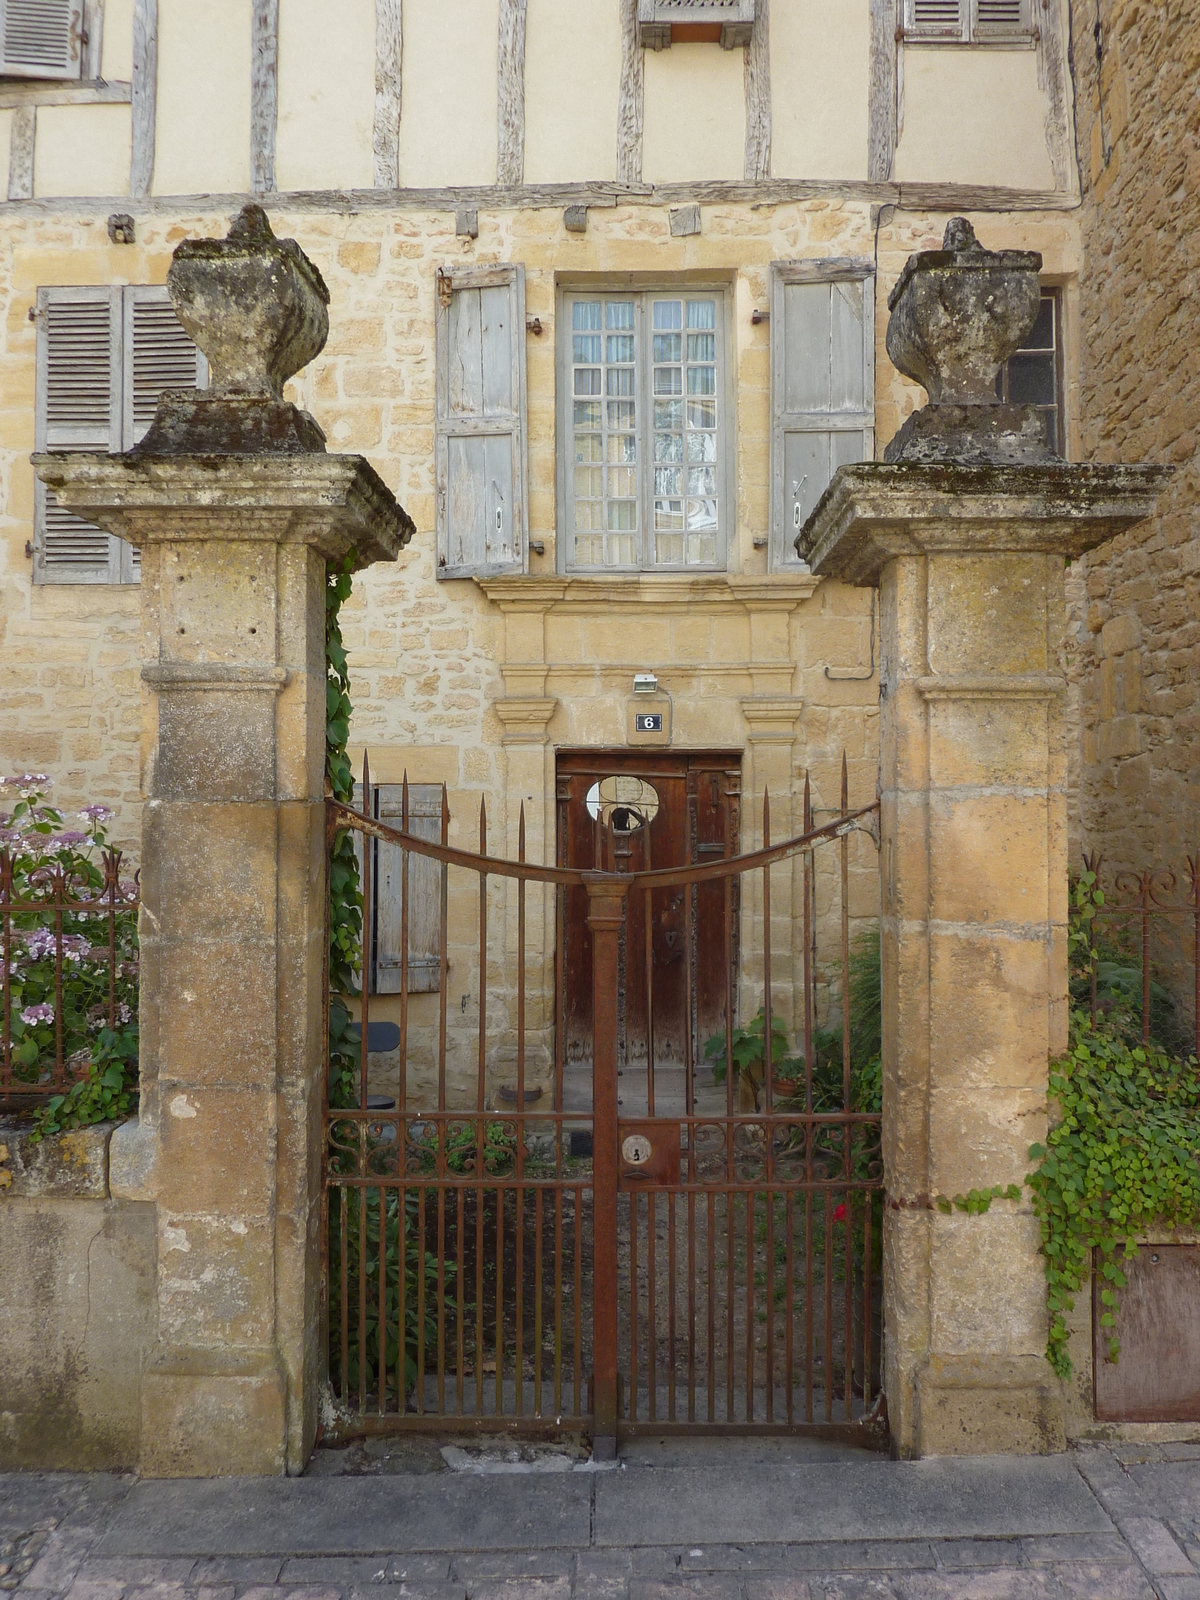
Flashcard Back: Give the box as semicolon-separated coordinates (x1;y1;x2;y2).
0;1120;156;1470
1066;0;1199;1028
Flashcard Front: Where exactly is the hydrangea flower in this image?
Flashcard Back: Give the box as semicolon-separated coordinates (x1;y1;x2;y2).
51;831;89;848
78;805;113;823
20;1002;55;1025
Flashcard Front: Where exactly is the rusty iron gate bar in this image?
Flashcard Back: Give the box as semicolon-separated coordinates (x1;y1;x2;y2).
322;755;884;1453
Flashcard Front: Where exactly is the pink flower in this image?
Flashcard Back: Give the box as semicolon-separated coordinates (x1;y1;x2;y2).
832;1203;848;1223
79;805;113;822
51;831;88;848
20;1002;55;1025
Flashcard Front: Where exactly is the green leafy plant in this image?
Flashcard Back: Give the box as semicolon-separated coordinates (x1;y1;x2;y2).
325;555;363;1109
328;1185;449;1396
1027;1013;1200;1380
0;775;139;1137
704;1007;801;1109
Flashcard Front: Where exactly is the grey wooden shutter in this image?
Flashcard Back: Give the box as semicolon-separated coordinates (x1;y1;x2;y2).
119;285;205;578
122;285;206;449
34;286;121;585
769;261;875;571
906;0;965;37
435;264;527;580
0;0;85;79
373;785;444;995
972;0;1030;37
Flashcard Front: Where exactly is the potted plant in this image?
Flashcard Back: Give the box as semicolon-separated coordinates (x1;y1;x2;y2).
703;1007;802;1111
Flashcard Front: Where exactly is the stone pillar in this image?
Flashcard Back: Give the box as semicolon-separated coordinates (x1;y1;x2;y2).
35;207;412;1476
802;220;1166;1457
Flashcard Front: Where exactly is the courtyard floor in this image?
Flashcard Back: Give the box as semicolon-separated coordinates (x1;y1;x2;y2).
3;1440;1200;1600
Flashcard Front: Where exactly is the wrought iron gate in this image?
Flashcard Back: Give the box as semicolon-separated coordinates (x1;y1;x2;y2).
322;756;884;1451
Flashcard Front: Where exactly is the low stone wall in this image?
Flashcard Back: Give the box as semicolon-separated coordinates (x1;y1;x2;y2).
0;1119;155;1470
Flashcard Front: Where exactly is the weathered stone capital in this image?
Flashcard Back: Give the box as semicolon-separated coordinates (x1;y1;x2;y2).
800;462;1171;584
31;452;414;571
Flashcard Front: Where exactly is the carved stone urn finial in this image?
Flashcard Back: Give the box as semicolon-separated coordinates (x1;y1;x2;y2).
135;204;332;455
167;203;330;400
884;217;1049;464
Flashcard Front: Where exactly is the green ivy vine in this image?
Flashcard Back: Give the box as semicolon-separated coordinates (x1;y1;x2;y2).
1025;870;1200;1379
325;554;362;1109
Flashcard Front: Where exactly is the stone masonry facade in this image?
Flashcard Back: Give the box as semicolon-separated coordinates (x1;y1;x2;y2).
1070;0;1200;934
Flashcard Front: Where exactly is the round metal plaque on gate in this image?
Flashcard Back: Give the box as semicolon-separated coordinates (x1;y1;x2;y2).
621;1133;653;1165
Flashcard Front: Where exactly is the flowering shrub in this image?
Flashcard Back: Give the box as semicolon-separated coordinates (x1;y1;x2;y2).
0;774;139;1135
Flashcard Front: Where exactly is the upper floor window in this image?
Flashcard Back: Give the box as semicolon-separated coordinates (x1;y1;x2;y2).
34;285;204;584
559;287;729;573
996;289;1064;456
0;0;85;80
903;0;1033;42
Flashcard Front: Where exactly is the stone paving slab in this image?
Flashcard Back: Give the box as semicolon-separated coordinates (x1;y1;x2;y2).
591;1458;1113;1547
91;1479;593;1558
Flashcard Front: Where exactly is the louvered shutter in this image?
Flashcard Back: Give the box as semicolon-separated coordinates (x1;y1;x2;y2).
121;286;206;578
435;264;527;579
0;0;85;79
905;0;965;37
769;263;875;570
122;286;207;449
375;785;444;995
34;286;121;584
972;0;1030;37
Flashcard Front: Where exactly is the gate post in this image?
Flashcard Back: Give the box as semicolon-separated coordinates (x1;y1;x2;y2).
801;222;1166;1456
34;208;412;1475
585;871;627;1460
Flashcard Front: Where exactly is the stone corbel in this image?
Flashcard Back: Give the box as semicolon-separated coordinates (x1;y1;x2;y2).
493;696;559;745
739;695;804;742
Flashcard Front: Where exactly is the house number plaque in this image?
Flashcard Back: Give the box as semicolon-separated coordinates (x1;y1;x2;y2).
635;712;662;732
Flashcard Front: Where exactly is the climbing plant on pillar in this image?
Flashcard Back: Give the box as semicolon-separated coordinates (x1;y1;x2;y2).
326;553;362;1108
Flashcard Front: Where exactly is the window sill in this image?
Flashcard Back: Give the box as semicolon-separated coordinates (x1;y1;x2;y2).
0;79;132;108
900;35;1037;48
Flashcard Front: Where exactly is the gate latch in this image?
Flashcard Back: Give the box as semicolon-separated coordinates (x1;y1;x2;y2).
618;1120;681;1187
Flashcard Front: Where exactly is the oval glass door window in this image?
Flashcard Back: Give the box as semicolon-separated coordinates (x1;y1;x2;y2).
585;775;660;833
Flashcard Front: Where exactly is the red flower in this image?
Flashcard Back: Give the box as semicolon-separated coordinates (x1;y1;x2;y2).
832;1203;848;1223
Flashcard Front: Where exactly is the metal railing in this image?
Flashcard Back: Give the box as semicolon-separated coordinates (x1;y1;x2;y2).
1079;849;1200;1060
322;755;884;1448
0;846;138;1108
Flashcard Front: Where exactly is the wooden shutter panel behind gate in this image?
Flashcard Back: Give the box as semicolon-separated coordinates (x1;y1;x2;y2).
0;0;85;79
435;264;527;579
375;785;444;995
769;262;874;570
34;286;120;584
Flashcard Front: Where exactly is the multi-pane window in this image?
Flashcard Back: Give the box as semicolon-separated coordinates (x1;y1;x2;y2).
996;291;1064;456
562;290;726;572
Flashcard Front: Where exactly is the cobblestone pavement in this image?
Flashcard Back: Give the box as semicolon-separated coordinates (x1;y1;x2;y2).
3;1442;1200;1600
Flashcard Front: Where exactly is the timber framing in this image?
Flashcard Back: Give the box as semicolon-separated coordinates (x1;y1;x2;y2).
743;0;770;181
868;0;898;183
617;0;644;186
251;0;279;194
130;0;157;199
0;178;1080;216
373;0;402;188
0;80;130;109
497;0;527;188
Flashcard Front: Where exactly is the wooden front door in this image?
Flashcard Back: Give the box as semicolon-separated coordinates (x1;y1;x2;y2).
556;750;740;1116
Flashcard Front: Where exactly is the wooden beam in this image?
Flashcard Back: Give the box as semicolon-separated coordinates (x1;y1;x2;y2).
7;106;35;202
867;0;897;183
130;0;157;199
743;0;770;181
83;0;105;81
497;0;526;188
1037;0;1075;194
617;0;644;185
251;0;278;193
374;0;402;188
0;177;1080;216
0;79;129;109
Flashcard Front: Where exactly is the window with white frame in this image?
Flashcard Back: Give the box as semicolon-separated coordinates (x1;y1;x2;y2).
559;287;728;573
0;0;86;79
34;285;205;584
768;260;875;570
903;0;1033;42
